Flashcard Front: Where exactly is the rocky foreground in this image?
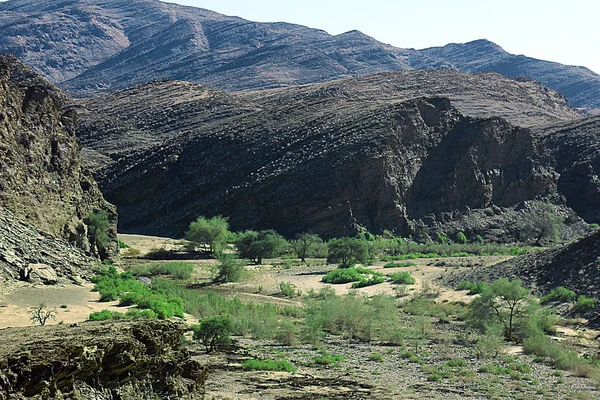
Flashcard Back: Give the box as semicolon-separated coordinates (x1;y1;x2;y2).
0;320;207;399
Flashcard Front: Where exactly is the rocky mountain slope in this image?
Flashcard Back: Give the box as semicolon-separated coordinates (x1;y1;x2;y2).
76;72;590;241
0;0;599;109
0;54;117;264
443;228;600;320
0;320;207;399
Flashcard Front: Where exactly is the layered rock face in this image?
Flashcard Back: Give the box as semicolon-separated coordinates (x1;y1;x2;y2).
0;0;598;109
0;320;207;399
77;73;589;242
0;54;117;263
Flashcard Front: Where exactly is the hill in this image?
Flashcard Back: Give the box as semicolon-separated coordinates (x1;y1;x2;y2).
76;71;590;241
0;0;599;109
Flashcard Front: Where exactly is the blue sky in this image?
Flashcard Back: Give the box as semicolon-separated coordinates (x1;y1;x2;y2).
166;0;600;74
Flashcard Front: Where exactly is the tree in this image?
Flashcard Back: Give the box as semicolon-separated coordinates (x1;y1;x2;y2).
326;237;370;268
192;315;233;352
291;233;322;262
236;230;287;264
185;216;230;253
85;210;111;260
466;278;532;341
30;303;56;326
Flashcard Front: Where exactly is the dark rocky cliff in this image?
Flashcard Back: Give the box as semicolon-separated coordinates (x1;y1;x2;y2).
0;320;207;399
0;54;117;262
0;0;598;109
77;73;589;242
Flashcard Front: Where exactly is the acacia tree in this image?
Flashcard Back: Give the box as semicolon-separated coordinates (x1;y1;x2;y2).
236;230;287;264
30;303;56;326
467;278;532;341
185;216;230;253
291;233;322;262
326;237;370;268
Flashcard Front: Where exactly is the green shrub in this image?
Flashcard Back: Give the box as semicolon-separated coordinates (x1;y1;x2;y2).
241;359;296;372
540;287;576;304
574;295;597;315
129;262;195;280
368;352;384;362
383;262;416;268
313;350;345;365
352;275;386;288
279;281;301;297
390;272;416;285
322;267;382;284
192;315;233;352
213;254;246;283
457;281;476;291
276;319;299;346
457;281;488;295
118;240;131;249
456;232;467;245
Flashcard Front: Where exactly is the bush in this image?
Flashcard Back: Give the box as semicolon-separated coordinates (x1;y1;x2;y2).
351;274;386;288
457;281;488;295
540;286;576;304
313;350;344;365
241;359;296;372
368;353;384;362
574;295;597;315
390;272;416;285
383;262;416;268
291;233;323;262
276;319;299;346
129;262;195;280
279;281;301;297
322;267;380;284
192;315;233;352
213;254;246;283
326;237;371;268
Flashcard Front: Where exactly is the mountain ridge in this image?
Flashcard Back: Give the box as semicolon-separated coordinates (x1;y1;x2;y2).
0;0;598;109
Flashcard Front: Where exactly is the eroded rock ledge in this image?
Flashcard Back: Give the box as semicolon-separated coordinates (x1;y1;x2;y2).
0;320;207;399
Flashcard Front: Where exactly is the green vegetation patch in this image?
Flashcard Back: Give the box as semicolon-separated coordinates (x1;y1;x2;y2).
129;262;195;280
383;261;416;268
540;287;576;304
389;272;416;285
241;359;296;372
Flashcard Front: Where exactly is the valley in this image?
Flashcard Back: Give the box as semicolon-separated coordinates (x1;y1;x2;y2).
1;0;600;398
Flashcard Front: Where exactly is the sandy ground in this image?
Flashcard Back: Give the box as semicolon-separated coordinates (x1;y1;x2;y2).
0;282;125;329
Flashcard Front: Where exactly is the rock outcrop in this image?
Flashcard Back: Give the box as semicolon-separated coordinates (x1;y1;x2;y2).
0;0;598;109
76;75;589;242
0;208;97;284
0;54;117;261
0;320;207;399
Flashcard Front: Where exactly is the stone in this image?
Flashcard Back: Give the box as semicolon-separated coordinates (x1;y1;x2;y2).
21;263;58;285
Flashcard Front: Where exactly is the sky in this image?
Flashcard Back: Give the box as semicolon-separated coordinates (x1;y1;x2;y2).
165;0;600;74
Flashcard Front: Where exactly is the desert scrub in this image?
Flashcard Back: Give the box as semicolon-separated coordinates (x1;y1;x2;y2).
574;295;597;315
152;279;298;339
540;286;576;304
383;261;416;268
389;272;416;285
368;353;384;362
313;350;345;365
242;359;296;372
457;280;488;295
279;281;301;297
129;262;195;280
89;309;157;321
192;315;233;352
321;267;383;285
92;266;185;319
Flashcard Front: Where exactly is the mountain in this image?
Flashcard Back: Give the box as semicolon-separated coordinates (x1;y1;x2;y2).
76;70;590;242
0;54;118;279
0;0;599;109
